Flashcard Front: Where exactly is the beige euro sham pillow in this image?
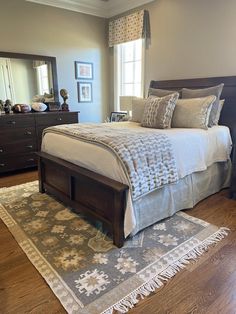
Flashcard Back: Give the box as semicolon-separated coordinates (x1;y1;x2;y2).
182;84;224;127
171;95;216;130
149;87;181;98
141;93;179;129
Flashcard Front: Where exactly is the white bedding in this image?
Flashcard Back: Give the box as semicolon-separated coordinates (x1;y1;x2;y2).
42;122;232;236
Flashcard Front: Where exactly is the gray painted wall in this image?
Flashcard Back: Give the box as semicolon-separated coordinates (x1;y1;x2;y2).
0;0;109;122
143;0;236;94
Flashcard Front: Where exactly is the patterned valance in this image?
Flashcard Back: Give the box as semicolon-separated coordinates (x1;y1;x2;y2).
109;10;150;47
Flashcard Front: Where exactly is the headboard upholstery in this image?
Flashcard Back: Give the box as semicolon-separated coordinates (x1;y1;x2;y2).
150;76;236;143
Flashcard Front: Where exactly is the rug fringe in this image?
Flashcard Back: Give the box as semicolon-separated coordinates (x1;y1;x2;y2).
101;227;229;314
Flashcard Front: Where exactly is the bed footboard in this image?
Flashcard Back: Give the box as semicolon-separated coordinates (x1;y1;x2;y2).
37;152;129;248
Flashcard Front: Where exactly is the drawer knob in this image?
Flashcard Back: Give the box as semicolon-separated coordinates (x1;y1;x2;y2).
25;131;32;135
0;149;3;153
8;121;16;125
0;163;5;167
57;117;62;121
26;145;33;149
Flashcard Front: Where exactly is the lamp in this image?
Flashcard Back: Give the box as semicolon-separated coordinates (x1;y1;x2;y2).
119;96;136;117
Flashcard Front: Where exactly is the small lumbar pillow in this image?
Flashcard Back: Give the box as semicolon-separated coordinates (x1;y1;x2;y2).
149;87;181;98
171;95;216;130
141;93;179;129
182;84;224;127
31;102;47;112
131;98;146;123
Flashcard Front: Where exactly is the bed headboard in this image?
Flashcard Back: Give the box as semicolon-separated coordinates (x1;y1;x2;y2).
150;76;236;143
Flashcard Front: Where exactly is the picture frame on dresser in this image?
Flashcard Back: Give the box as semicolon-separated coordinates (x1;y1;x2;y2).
110;111;127;122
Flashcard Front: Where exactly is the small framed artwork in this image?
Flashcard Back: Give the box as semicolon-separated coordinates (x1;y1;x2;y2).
75;61;93;80
78;82;93;103
110;111;127;122
47;102;61;111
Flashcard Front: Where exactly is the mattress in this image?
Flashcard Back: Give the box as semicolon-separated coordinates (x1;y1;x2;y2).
42;122;232;236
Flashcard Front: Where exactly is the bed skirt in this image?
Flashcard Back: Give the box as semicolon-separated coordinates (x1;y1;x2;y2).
131;161;231;236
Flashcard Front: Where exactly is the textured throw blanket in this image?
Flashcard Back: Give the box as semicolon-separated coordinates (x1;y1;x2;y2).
43;124;179;200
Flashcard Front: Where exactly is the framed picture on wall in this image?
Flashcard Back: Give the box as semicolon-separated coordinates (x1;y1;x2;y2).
78;82;93;103
75;61;93;80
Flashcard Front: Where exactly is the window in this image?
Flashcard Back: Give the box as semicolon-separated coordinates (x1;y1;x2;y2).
115;39;144;110
36;64;50;95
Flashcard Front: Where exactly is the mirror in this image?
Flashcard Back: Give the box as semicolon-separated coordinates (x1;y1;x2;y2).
0;52;59;106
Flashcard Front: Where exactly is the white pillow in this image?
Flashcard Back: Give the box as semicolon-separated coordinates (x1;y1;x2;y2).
131;98;146;123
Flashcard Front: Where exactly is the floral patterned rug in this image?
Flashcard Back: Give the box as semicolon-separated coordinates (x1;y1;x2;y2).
0;181;229;314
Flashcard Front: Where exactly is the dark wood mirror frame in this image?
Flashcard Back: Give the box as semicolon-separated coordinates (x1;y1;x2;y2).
0;51;59;102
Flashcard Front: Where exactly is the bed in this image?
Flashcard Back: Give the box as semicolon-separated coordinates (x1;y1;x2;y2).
38;76;236;247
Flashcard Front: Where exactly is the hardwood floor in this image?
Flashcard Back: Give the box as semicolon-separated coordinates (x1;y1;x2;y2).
0;170;236;314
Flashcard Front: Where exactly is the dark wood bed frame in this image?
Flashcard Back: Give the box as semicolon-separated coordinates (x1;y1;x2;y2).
38;76;236;247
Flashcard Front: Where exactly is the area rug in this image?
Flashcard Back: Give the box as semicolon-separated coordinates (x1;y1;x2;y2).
0;181;229;314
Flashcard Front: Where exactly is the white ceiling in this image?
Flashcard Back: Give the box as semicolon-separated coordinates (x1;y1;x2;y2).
26;0;155;18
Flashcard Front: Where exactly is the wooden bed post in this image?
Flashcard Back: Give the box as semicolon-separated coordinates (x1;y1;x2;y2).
113;191;127;248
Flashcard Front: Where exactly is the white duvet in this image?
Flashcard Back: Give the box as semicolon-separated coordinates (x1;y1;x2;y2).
42;122;232;236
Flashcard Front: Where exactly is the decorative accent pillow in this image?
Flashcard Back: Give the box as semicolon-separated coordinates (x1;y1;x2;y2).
131;98;146;123
171;96;216;130
141;93;179;129
149;87;181;98
182;84;224;127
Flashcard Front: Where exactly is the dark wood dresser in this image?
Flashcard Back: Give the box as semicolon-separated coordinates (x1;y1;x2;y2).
0;111;79;173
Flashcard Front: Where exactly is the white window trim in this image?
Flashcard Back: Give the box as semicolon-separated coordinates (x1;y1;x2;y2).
114;39;145;111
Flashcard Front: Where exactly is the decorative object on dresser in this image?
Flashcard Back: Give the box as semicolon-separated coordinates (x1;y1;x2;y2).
4;99;12;114
75;61;93;80
0;111;79;173
47;102;61;112
12;104;31;113
31;102;47;112
0;100;4;112
77;82;92;103
60;89;69;111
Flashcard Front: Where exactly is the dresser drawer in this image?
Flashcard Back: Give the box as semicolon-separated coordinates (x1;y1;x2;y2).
0;153;37;173
0;127;36;142
0;114;35;129
0;139;37;155
35;112;78;126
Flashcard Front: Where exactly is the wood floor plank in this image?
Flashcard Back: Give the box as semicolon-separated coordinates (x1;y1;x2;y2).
0;170;236;314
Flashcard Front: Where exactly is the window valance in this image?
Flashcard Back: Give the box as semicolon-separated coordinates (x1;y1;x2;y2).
109;10;150;47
